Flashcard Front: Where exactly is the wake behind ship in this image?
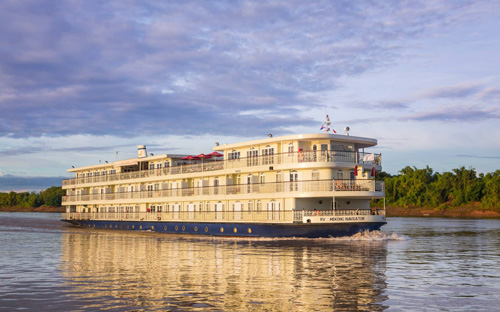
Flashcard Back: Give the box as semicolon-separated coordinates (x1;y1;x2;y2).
61;116;386;237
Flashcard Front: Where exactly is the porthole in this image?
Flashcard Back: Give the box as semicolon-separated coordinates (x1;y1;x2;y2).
205;227;208;232
175;226;178;231
233;227;237;233
220;227;224;233
127;225;130;229
151;225;154;230
115;224;118;229
182;226;185;231
132;225;135;229
140;225;143;230
105;224;107;229
119;224;122;229
194;226;198;232
248;228;252;234
164;226;167;231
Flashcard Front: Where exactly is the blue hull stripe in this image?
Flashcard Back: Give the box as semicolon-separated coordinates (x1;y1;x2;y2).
62;220;386;238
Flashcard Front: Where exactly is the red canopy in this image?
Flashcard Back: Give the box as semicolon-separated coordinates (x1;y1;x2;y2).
206;152;223;157
180;155;200;160
194;153;212;159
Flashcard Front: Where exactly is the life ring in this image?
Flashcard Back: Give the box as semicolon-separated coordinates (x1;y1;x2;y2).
298;151;304;162
335;181;343;189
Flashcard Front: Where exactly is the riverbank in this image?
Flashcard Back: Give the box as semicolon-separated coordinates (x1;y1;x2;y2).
0;206;64;213
382;203;500;218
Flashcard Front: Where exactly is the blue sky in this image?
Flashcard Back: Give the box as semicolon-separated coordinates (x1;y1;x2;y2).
1;0;499;192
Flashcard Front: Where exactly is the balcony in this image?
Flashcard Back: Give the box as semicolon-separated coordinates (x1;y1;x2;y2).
62;179;385;203
62;151;382;187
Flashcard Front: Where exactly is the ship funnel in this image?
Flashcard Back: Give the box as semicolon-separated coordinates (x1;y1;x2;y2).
137;145;147;158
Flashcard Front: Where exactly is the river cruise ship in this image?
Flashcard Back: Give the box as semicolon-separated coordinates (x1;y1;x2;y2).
61;117;386;237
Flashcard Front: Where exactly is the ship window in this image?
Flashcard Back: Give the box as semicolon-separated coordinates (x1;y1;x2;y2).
157;163;162;169
165;161;170;167
260;173;265;184
256;200;262;211
276;172;282;182
248;200;253;211
102;170;107;175
312;170;320;180
229;150;240;160
321;144;328;156
149;163;155;170
350;171;355;179
288;144;293;153
337;170;344;180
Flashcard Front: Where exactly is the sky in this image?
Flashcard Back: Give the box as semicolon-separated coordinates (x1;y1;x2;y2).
1;0;499;192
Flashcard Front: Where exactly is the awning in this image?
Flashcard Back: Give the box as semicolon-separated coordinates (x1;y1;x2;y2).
114;159;139;167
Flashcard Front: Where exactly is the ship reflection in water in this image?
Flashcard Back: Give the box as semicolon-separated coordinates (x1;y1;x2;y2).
60;229;389;311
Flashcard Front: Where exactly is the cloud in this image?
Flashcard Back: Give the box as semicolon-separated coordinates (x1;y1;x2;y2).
0;175;64;192
1;0;493;139
416;83;483;99
456;154;500;159
406;106;500;122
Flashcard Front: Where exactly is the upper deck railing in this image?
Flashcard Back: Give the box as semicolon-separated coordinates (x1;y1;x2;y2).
62;179;385;203
62;150;381;187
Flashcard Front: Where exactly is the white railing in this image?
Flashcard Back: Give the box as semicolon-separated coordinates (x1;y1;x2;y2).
62;151;381;186
62;208;385;223
62;179;385;203
62;210;295;223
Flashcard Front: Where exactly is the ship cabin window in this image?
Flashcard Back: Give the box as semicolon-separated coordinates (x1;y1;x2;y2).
157;163;162;169
262;145;274;165
248;200;253;211
199;202;203;212
228;150;240;160
149;163;155;170
247;148;258;166
321;144;328;156
312;170;320;180
147;184;153;191
337;170;344;180
312;145;317;152
256;200;262;211
206;202;211;211
157;204;162;212
94;171;100;176
86;172;92;177
288;144;294;154
154;183;159;191
110;169;116;175
102;170;107;175
164;161;170;167
276;171;282;182
260;173;265;184
350;171;355;180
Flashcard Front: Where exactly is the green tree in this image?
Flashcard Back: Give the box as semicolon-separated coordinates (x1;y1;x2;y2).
40;186;65;206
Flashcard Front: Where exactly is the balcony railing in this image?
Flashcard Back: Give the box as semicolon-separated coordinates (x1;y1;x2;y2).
62;151;381;186
62;208;385;223
62;179;385;203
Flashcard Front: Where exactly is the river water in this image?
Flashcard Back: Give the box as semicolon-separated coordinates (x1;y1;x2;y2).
0;213;499;311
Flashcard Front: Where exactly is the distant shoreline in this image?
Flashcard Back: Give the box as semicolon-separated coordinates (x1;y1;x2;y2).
382;204;500;219
0;206;65;213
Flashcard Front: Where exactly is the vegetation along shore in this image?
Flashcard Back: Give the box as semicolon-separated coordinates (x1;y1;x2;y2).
1;166;499;218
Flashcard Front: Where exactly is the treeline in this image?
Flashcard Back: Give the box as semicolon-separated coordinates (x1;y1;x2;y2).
377;166;500;209
0;186;65;208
